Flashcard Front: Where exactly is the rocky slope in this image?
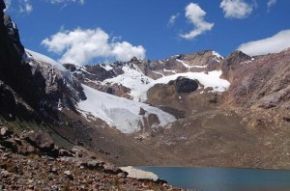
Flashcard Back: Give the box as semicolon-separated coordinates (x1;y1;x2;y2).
67;47;290;169
0;127;182;191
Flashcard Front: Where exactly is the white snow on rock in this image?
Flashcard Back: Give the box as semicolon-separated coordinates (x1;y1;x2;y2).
176;59;206;69
77;84;176;134
102;63;230;101
163;68;177;74
120;166;159;181
101;64;113;71
103;65;154;101
212;51;224;59
25;49;66;71
154;71;230;93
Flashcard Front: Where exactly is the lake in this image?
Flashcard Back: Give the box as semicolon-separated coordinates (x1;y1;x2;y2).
137;167;290;191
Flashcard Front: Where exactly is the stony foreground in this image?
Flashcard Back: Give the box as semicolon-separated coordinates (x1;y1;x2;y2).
0;127;183;191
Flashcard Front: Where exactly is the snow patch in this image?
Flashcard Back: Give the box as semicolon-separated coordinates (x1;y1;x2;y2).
176;59;206;69
120;166;159;181
212;51;224;59
25;49;66;71
154;71;230;92
101;64;113;71
77;84;176;134
152;71;165;77
163;68;177;74
103;65;154;101
102;62;230;101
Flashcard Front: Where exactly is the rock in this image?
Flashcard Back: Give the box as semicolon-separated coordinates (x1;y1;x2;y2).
148;113;160;127
139;107;146;115
208;93;218;104
63;63;77;72
1;138;17;152
283;116;290;122
0;127;12;137
50;185;60;191
49;167;58;174
170;77;199;93
64;170;73;180
0;84;16;119
25;131;57;156
58;149;73;157
0;169;10;178
103;163;122;174
117;172;127;178
86;160;104;169
222;51;251;81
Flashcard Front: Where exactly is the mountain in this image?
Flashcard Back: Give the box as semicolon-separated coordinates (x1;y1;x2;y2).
1;2;290;179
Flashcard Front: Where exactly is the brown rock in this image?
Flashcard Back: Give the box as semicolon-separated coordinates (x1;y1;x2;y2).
0;127;12;137
103;163;121;174
26;131;54;150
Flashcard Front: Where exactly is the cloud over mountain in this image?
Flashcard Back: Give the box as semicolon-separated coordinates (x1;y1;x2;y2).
42;28;146;65
238;29;290;56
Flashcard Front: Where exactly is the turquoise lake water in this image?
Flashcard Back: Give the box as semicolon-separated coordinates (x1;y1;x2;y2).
138;167;290;191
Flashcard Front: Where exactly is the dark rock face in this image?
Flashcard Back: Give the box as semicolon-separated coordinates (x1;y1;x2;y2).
63;63;77;72
82;64;124;81
0;82;16;118
169;77;199;93
0;6;85;119
0;11;46;110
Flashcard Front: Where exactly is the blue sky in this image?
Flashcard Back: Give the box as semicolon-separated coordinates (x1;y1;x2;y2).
5;0;290;65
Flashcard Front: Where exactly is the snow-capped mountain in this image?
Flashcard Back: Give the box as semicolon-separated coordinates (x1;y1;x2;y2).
67;50;229;101
78;84;175;134
2;6;290;169
21;48;231;134
53;50;230;133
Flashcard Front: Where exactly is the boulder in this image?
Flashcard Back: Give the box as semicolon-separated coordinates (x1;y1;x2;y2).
170;77;199;93
25;131;58;156
139;107;146;115
0;127;12;137
64;170;73;180
103;163;122;174
85;160;105;170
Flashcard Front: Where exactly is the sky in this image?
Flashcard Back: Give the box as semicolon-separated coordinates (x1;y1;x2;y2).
4;0;290;66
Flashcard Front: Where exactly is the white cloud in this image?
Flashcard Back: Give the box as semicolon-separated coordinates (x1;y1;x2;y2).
47;0;85;5
4;0;83;13
220;0;253;19
180;3;214;40
19;0;33;14
42;28;146;65
267;0;277;8
168;13;179;26
238;29;290;56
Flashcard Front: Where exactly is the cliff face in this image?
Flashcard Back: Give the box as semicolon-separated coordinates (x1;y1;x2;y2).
0;8;85;120
222;49;290;109
0;8;46;118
